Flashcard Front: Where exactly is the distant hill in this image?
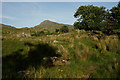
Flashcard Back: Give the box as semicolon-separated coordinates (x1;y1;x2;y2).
1;20;74;35
1;24;16;30
1;24;17;33
1;24;21;36
34;20;73;32
1;24;30;36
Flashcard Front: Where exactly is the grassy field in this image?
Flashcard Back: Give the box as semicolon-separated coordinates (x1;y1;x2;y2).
2;29;120;79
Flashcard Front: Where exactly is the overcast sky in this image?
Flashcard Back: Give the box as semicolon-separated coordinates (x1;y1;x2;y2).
1;2;119;28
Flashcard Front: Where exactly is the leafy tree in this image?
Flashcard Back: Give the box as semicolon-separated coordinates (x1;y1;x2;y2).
60;25;69;33
100;10;115;34
110;2;120;29
74;5;106;30
73;22;83;30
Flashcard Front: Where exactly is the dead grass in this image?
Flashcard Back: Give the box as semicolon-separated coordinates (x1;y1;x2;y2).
96;35;120;53
80;34;89;39
75;42;90;61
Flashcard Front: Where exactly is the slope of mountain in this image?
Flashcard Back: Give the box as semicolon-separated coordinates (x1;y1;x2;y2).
34;20;73;32
1;24;17;33
1;24;30;37
2;20;74;35
2;24;16;30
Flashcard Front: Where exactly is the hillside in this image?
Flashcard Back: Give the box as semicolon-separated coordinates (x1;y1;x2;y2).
2;24;32;37
2;29;120;78
2;24;16;31
2;24;18;36
34;20;73;32
2;20;74;35
2;20;120;79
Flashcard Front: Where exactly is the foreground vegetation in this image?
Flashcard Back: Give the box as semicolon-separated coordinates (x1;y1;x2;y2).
2;29;120;79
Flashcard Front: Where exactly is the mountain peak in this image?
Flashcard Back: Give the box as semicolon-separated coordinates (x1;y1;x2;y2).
38;20;58;27
43;20;52;22
34;20;73;32
40;20;56;24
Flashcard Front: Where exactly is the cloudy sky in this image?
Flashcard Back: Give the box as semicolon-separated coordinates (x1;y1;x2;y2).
1;2;119;28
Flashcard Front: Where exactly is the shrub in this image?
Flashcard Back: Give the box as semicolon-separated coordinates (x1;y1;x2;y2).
60;26;69;33
31;31;44;36
55;29;60;33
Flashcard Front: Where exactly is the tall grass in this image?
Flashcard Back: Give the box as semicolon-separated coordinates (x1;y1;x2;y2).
2;31;120;78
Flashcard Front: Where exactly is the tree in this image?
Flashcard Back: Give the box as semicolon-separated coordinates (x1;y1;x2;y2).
60;25;69;33
73;22;83;30
110;2;120;29
100;10;115;34
74;5;106;30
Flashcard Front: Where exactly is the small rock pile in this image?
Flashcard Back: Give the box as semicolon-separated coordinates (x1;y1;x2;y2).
43;56;70;66
51;57;70;66
17;32;31;37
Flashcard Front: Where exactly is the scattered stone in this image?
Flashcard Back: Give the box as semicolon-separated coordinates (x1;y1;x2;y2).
42;56;70;66
53;40;58;43
50;56;70;66
50;56;58;62
53;60;64;65
17;70;30;75
43;57;49;61
39;39;42;41
17;33;31;37
82;75;89;78
58;69;63;72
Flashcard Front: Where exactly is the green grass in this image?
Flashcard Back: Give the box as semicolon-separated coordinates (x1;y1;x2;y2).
2;30;120;79
2;40;25;56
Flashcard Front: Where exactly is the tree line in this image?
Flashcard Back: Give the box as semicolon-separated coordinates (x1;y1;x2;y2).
74;2;120;34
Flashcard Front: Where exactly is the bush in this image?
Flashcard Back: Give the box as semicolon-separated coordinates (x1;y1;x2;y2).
60;26;69;33
55;29;60;33
31;31;44;36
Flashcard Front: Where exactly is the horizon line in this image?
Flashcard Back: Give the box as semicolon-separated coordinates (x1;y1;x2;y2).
1;19;73;28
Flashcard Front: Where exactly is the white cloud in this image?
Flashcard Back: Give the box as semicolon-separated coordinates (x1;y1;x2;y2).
2;0;120;2
0;16;15;20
